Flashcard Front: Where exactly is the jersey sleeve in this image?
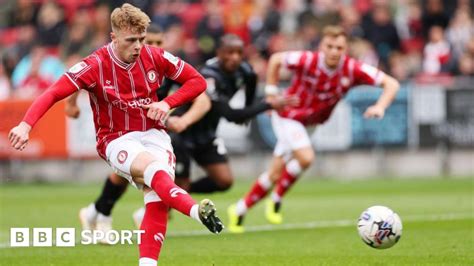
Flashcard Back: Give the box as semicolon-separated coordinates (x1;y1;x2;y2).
353;61;385;87
22;75;79;127
241;62;258;107
282;51;312;72
64;55;98;91
155;49;185;80
203;77;219;101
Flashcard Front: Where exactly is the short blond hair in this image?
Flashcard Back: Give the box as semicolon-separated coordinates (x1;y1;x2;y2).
110;3;150;33
322;25;348;39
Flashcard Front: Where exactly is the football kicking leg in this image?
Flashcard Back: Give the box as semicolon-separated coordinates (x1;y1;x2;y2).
227;156;285;233
133;152;191;228
131;151;223;234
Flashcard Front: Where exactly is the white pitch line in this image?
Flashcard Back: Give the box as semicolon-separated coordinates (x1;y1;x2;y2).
168;212;474;237
0;212;472;248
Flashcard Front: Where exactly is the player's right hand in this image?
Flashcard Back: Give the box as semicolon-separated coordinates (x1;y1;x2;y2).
65;104;81;119
8;122;32;151
266;95;300;111
142;101;170;123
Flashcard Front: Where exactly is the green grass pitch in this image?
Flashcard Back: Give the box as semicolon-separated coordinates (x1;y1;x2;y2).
0;177;472;265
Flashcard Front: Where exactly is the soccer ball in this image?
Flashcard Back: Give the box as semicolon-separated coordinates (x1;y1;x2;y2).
357;205;402;249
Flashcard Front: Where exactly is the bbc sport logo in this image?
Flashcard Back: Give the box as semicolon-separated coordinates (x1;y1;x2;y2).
10;228;145;247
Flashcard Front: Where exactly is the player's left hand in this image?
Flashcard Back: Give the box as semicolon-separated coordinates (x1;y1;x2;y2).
142;101;170;123
364;105;385;119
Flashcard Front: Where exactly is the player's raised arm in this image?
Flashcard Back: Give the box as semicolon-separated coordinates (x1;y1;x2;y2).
265;52;286;95
363;73;400;119
9;75;79;150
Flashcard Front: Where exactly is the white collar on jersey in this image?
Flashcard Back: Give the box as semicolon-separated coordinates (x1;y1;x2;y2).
107;42;136;70
318;52;346;76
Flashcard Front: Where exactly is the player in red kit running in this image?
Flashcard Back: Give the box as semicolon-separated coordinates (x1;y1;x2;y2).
227;25;400;233
8;4;223;265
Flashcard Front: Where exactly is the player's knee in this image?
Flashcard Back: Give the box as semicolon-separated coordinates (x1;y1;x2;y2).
216;176;234;191
297;153;315;169
110;173;128;186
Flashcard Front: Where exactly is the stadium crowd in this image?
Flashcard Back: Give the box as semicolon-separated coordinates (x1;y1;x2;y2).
0;0;473;100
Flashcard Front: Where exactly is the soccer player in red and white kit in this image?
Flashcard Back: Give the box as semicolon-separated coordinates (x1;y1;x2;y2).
8;4;223;265
228;25;400;233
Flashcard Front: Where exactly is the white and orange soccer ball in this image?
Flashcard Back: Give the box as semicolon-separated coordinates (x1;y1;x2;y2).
357;205;403;249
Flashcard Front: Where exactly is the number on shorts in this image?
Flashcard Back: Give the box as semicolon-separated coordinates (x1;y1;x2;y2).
166;150;176;171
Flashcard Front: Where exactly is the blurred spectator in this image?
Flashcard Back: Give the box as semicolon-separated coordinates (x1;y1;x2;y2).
61;8;93;58
222;0;254;43
421;0;449;38
422;25;450;74
248;0;280;57
456;37;474;76
298;0;341;32
89;3;111;51
279;0;305;34
11;45;64;94
0;0;471;95
362;4;401;69
445;8;473;60
195;0;225;62
7;0;39;27
349;38;379;67
388;52;411;81
0;59;12;100
2;24;37;79
457;52;474;76
163;22;188;62
36;1;67;47
13;24;37;61
395;1;424;53
340;5;364;38
151;0;182;31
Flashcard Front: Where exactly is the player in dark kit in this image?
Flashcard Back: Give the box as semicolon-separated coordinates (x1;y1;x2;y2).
166;34;297;194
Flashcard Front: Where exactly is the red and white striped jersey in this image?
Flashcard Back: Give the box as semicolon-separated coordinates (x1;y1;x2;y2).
65;43;185;158
279;51;385;125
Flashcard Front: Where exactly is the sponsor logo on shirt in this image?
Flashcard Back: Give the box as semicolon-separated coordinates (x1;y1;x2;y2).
112;97;153;110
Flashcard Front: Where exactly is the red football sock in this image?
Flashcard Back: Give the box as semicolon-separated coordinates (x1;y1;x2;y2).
139;201;168;262
274;168;298;200
243;174;272;209
150;171;196;216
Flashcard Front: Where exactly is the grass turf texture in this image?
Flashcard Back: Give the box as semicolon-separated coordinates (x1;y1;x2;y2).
0;178;472;265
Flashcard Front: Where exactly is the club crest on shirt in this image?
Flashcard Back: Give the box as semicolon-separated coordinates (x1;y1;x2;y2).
340;76;350;87
147;70;157;83
117;150;128;164
68;61;87;74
